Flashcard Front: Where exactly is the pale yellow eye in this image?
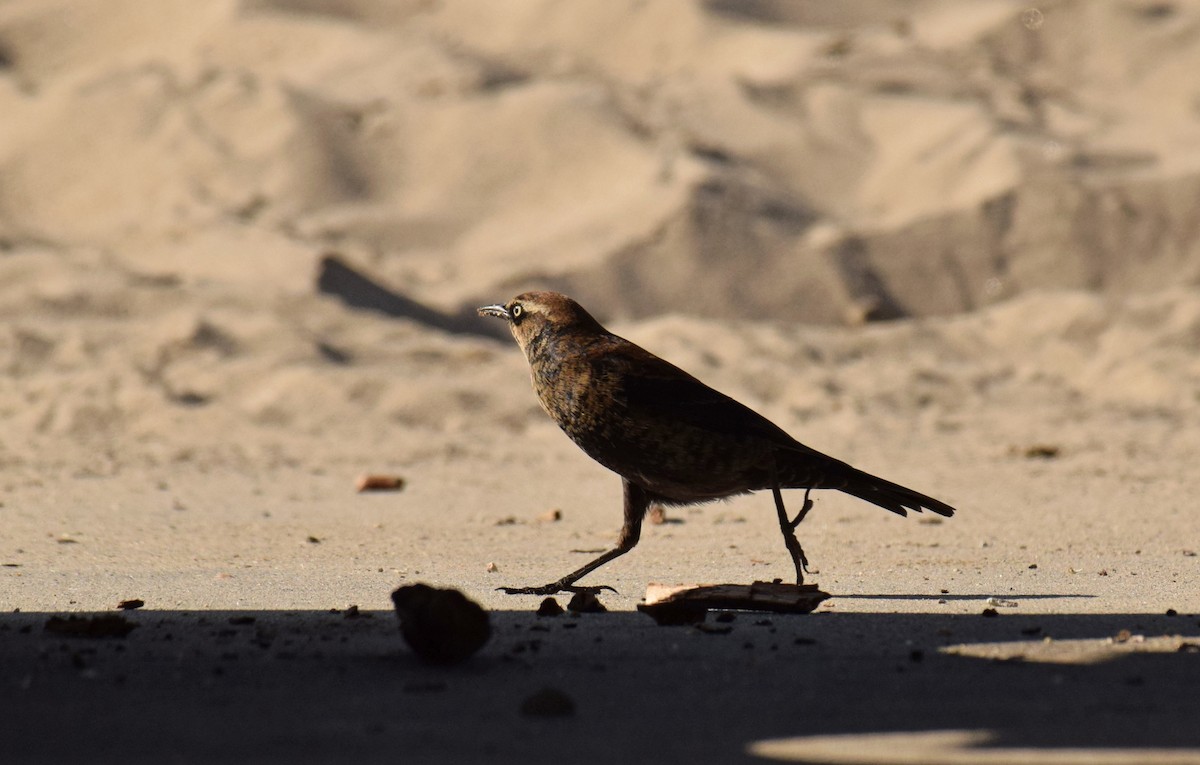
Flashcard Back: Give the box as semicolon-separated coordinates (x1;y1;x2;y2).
510;304;524;320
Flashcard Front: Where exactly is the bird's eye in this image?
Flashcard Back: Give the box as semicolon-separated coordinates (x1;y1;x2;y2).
510;304;524;321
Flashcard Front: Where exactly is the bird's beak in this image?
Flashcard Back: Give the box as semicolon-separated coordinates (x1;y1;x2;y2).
477;303;510;321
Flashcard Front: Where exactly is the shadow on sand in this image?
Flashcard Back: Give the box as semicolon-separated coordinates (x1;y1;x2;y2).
2;606;1197;763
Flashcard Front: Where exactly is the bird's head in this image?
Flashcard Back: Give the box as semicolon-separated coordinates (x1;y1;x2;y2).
477;291;605;356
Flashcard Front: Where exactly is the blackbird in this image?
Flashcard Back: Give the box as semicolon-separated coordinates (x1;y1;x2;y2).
479;291;955;595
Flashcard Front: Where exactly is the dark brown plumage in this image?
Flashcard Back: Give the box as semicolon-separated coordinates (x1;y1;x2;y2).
479;291;955;595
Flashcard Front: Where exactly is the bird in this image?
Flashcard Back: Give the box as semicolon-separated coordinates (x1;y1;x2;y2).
478;291;955;595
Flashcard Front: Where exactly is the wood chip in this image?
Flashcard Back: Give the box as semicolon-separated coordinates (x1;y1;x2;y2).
116;599;145;611
355;474;406;492
638;581;830;625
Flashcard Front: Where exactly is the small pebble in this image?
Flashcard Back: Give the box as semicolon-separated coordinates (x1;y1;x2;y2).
1023;444;1060;459
391;584;490;665
567;592;607;614
536;598;564;617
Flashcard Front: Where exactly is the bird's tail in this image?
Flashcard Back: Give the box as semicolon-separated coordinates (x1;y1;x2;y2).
781;454;955;518
841;479;955;517
835;464;955;517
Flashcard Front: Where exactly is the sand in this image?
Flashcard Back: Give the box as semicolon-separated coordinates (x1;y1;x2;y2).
1;1;1199;763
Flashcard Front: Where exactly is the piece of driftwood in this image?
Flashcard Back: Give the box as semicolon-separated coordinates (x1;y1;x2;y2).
638;581;831;625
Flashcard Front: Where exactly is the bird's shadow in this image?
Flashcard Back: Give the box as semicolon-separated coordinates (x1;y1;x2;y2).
3;604;1197;763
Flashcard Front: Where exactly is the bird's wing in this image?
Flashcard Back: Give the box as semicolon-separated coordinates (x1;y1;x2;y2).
597;340;956;516
606;345;813;455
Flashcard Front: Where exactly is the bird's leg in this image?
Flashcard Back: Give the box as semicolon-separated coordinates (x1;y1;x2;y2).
772;485;809;585
790;487;815;529
500;479;649;596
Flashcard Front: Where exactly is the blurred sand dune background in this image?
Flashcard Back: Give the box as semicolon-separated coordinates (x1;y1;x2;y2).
2;0;1199;479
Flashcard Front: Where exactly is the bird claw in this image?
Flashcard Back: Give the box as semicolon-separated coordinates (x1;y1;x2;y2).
790;542;811;583
564;584;618;595
497;585;557;596
498;582;617;596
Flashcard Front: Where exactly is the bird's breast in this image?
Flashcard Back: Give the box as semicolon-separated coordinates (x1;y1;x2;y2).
529;356;604;436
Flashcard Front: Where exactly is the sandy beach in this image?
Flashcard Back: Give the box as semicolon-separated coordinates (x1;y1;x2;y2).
2;1;1199;762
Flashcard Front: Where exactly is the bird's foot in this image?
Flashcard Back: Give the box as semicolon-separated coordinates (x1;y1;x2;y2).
563;584;618;595
498;582;617;596
498;584;560;596
791;557;820;586
791;545;811;584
